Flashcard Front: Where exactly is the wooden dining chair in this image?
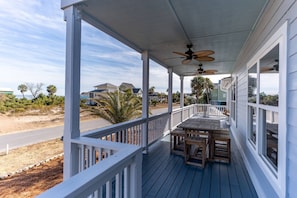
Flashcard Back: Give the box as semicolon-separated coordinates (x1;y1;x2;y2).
170;127;185;156
210;130;231;163
184;129;208;168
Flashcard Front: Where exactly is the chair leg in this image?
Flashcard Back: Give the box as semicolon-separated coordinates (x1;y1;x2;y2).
184;141;206;168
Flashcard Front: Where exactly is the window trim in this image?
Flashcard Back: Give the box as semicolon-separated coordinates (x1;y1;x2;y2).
230;76;237;127
246;21;287;197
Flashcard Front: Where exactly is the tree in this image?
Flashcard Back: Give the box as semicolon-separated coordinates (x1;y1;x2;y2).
47;85;57;96
18;84;28;99
191;76;214;104
148;86;155;95
172;91;180;103
91;90;142;124
26;82;44;99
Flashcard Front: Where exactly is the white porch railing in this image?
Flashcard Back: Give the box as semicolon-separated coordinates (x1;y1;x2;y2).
171;105;199;129
38;104;227;197
195;104;227;117
82;104;204;146
83;118;145;146
39;137;142;198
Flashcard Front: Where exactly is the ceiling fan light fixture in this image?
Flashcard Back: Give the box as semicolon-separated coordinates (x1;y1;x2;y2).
197;64;203;74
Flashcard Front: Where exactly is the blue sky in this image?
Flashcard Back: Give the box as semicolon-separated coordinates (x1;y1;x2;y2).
0;1;227;96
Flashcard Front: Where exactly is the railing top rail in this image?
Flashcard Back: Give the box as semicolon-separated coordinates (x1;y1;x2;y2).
148;112;170;121
172;104;196;113
71;137;140;151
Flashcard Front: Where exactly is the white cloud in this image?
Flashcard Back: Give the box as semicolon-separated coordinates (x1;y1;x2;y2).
0;1;227;97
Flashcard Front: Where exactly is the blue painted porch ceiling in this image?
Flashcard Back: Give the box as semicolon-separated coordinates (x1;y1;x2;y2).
72;0;268;76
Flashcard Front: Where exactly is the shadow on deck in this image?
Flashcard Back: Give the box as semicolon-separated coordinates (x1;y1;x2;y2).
142;135;258;198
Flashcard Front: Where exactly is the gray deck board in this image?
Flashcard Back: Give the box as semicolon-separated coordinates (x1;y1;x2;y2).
142;134;258;198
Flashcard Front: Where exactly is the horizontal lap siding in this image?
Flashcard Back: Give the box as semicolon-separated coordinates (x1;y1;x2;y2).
287;1;297;196
231;0;297;197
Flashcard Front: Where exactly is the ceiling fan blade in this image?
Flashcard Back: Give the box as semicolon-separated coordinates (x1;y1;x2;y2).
260;67;274;72
195;56;215;61
205;69;218;73
203;72;214;75
203;70;217;75
182;58;192;64
193;50;215;57
173;51;189;57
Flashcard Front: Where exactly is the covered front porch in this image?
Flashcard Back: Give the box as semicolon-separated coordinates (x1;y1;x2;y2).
39;105;257;197
38;0;275;197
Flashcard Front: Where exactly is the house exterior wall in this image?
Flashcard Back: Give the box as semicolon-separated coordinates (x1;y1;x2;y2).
211;83;227;105
230;0;297;197
94;83;118;92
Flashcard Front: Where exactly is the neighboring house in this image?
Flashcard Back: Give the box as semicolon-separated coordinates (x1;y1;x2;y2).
119;82;134;92
93;83;118;93
83;83;118;105
132;88;142;97
210;82;227;105
119;82;142;97
89;83;118;98
0;88;13;95
84;83;142;105
148;92;159;103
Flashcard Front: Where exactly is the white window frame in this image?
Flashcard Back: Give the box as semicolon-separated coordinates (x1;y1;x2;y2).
246;21;287;197
230;76;237;127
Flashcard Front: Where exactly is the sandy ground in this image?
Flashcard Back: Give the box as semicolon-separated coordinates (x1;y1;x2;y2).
0;110;95;135
0;110;94;197
0;114;63;135
0;139;63;198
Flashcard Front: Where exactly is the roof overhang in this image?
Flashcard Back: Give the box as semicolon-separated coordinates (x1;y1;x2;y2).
61;0;268;77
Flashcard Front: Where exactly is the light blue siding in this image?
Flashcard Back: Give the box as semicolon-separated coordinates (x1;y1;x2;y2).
230;0;297;197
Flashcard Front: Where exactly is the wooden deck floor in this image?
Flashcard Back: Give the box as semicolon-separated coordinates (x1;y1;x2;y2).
142;135;258;198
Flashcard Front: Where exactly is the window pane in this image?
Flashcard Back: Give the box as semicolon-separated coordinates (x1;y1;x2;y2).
261;109;278;170
231;101;235;120
248;106;256;144
232;83;236;101
259;45;279;106
248;64;257;103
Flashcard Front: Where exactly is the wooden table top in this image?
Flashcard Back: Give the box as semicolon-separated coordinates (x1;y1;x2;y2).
178;116;227;131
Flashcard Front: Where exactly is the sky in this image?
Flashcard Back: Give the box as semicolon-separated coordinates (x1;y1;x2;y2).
0;1;228;96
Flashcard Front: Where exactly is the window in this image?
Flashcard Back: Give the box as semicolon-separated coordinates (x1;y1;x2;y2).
246;22;287;197
260;109;278;169
248;106;257;145
259;45;279;107
230;77;237;124
248;64;257;103
247;44;279;171
259;44;279;170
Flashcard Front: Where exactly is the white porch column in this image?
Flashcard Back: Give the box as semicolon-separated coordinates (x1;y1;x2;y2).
180;75;184;108
63;6;81;180
141;51;149;153
180;75;184;121
168;67;173;131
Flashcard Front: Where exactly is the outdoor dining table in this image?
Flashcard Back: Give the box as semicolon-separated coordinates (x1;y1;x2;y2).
178;115;228;131
178;115;229;162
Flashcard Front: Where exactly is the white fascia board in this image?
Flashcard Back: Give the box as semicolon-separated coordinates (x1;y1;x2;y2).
61;0;86;9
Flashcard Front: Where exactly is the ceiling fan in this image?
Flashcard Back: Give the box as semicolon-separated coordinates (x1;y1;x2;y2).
196;64;217;75
260;59;279;72
173;44;215;64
